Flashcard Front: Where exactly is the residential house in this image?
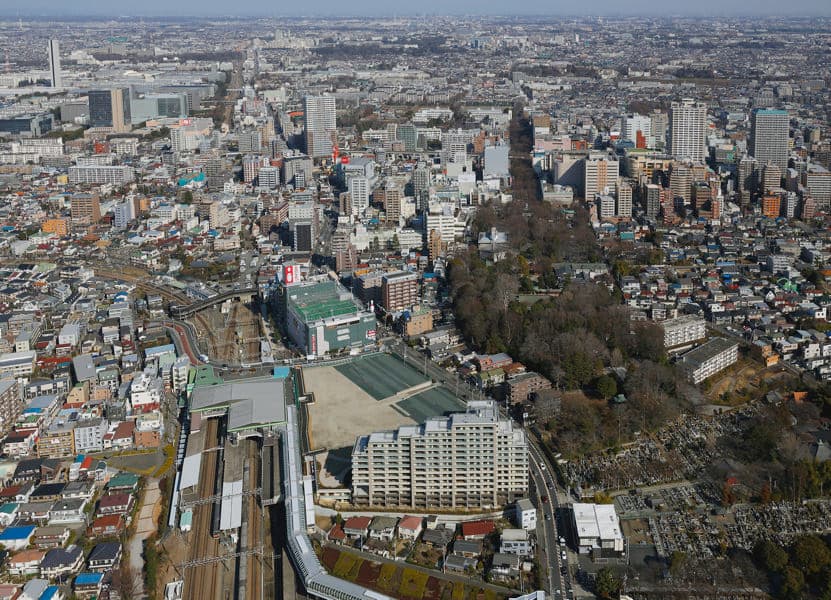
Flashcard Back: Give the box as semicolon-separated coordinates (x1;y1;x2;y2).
0;524;36;550
490;553;521;578
31;483;66;503
0;502;19;526
21;579;49;600
33;526;71;549
49;498;87;524
97;493;134;516
444;554;477;573
499;529;533;557
461;519;495;540
74;572;104;599
422;526;454;549
40;544;84;580
343;516;372;540
86;542;122;572
397;516;423;541
515;498;537;531
452;539;482;558
368;516;398;542
8;549;45;576
89;514;124;537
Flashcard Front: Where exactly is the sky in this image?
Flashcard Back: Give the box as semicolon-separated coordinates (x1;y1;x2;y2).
8;0;831;17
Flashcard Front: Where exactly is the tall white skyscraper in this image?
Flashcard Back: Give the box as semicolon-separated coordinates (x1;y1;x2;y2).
348;176;370;217
669;99;708;163
48;39;62;88
750;109;790;171
303;95;336;158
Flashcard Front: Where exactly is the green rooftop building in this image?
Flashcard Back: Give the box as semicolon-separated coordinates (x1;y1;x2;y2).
276;277;376;357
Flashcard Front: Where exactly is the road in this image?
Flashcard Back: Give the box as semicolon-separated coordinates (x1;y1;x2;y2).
528;442;573;599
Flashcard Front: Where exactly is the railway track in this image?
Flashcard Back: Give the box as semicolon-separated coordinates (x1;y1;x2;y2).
246;439;262;600
184;419;221;600
91;265;220;359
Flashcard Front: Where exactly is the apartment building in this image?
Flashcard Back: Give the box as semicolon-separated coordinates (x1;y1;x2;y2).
0;379;22;435
381;271;418;313
352;401;528;509
681;338;739;384
661;315;706;350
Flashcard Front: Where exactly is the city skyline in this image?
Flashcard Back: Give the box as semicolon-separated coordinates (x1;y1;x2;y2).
7;0;831;17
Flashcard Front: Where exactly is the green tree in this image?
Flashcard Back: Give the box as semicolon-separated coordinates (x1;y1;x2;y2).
780;566;805;600
753;539;788;573
595;375;618;399
791;535;831;576
595;567;621;599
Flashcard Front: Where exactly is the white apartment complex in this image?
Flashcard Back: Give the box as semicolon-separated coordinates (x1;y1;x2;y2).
661;315;706;350
68;165;134;185
669;99;707;163
681;338;739;384
352;401;528;509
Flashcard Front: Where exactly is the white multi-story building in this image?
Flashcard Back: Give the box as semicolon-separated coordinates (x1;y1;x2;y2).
304;95;336;158
669;99;707;163
128;368;164;413
515;498;537;530
352;401;528;509
68;165;134;185
621;113;652;147
661;315;706;350
572;502;625;557
584;152;619;200
74;418;107;453
348;177;370;217
681;338;739;384
113;200;135;230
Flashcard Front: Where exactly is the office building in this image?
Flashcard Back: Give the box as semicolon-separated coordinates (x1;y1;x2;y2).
584;153;619;200
681;338;739;384
88;89;131;132
381;271;418;313
276;277;376;358
129;92;188;124
48;40;61;88
661;315;706;350
258;166;280;189
304;95;336;158
0;113;53;137
352;400;528;509
572;503;625;558
70;193;101;226
669;100;707;163
750;109;789;171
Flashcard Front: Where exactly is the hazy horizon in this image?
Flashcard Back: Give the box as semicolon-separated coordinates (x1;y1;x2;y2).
4;0;831;18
